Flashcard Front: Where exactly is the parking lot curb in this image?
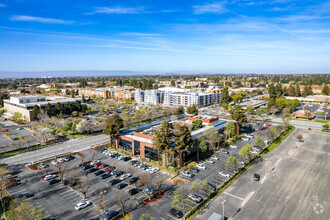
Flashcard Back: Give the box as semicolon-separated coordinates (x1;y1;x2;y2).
89;148;99;153
143;191;165;204
26;164;41;172
166;178;187;184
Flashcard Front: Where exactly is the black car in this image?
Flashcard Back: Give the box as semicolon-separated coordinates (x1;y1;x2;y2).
117;183;128;189
109;179;121;186
207;182;216;191
253;174;260;181
103;210;119;220
94;170;105;176
122;157;131;161
16;193;34;199
82;164;93;170
169;208;184;218
48;178;60;185
100;173;111;179
88;167;98;173
190;167;200;173
129;177;139;184
128;188;139;195
114;171;123;177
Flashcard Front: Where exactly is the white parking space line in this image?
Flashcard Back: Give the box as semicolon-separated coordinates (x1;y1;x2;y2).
60;190;76;196
68;197;82;203
241;191;255;207
223;192;244;200
10;188;27;194
166;213;178;220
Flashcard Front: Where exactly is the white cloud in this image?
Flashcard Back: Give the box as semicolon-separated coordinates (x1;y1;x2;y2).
0;3;6;7
193;1;227;14
11;15;74;24
87;6;145;15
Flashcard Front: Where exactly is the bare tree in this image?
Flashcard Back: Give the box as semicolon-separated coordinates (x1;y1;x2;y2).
37;128;53;145
66;169;79;189
94;191;109;215
38;111;50;124
136;173;153;200
55;162;66;182
153;175;166;193
113;190;126;216
91;151;96;162
78;177;93;199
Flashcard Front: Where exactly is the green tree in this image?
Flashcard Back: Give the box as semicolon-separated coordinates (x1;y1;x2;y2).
32;105;40;120
103;114;124;149
187;104;198;115
173;124;193;167
192;119;203;131
190;180;202;195
202;179;212;194
197;137;208;162
254;136;265;148
175;106;184;115
322;124;329;130
171;185;189;214
4;200;45;220
275;83;283;98
46;103;53;117
295;84;300;97
288;84;295;96
239;144;253;162
224;121;236;140
64;102;72;115
321;84;329;95
74;100;81;112
82;94;86;103
220;87;231;108
0;92;9;107
55;102;63;115
226;155;239;170
139;213;158;220
267;84;276;108
170;79;176;87
228;105;247;135
209;130;221;149
153;120;173;166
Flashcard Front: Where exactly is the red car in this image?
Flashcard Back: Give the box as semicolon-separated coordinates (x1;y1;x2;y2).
95;163;102;168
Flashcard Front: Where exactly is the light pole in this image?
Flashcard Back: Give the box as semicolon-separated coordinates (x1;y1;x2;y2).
222;200;226;219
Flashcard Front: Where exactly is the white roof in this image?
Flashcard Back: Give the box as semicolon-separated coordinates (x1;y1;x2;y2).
125;134;153;144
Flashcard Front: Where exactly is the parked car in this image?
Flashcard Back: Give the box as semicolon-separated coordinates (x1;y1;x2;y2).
44;174;57;180
230;145;238;149
90;160;101;165
238;160;245;165
242;137;250;141
109;179;121;186
47;178;60;185
253;174;260;181
210;156;219;161
82;164;93;170
88;167;98;173
117;183;128;189
190;167;199;173
39;163;48;168
246;134;254;139
128;188;139;196
181;171;194;178
221;149;229;154
75;201;91;210
129;177;139;184
51;160;58;166
102;211;119;220
206;159;215;164
94;170;105;176
196;164;206;170
100;173;111;179
57;158;64;163
114;171;123;177
219;171;230;178
189;194;203;203
16;193;34;199
169;208;184;218
207;182;216;191
95;163;102;168
149;167;159;173
120;173;131;180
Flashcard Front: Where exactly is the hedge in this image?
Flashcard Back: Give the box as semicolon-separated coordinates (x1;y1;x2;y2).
185;126;296;219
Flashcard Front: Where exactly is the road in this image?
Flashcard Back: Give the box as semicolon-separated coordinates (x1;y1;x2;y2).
270;117;324;130
0;134;110;165
194;128;330;220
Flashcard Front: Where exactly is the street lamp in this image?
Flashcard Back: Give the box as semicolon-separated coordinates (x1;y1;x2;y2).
222;200;226;219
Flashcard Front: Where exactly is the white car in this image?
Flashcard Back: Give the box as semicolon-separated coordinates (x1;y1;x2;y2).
51;160;58;166
238;160;245;165
219;171;230;178
149;167;159;173
57;158;64;163
242;137;250;141
44;174;57;180
206;159;215;164
75;201;91;210
90;160;101;165
230;145;238;149
120;173;132;180
210;156;219;161
102;150;109;154
196;164;206;170
246;134;254;139
181;171;194;178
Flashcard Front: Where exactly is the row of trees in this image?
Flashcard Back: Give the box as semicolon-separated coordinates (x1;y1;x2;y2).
31;101;83;120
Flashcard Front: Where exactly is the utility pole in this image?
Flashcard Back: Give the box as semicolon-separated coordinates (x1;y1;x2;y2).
222;200;226;219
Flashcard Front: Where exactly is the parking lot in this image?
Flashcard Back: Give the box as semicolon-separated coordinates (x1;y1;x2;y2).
4;124;275;220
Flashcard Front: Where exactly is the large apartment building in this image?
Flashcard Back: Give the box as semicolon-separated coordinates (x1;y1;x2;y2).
134;89;162;105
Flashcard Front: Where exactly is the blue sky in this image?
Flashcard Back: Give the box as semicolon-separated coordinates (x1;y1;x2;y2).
0;0;330;74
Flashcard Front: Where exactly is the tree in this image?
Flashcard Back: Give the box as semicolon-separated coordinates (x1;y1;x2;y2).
296;134;303;142
170;79;176;87
45;103;53;117
103;114;124;149
175;106;184;115
288;84;295;96
202;180;212;194
197;137;208;162
228;105;247;135
153;175;166;193
171;185;190;213
187;105;198;115
173;124;193;167
32;105;40;120
255;136;265;148
55;162;66;182
220;87;231;108
281;113;291;128
82;94;86;103
192;119;202;131
74;100;82;112
295;84;300;97
209;130;221;149
78;177;93;199
267;84;276;108
226;155;239;171
55;102;63;115
322;124;329;130
113;191;126;216
321;84;329;95
64;102;72;115
76;120;89;134
4;200;45;220
266;127;278;141
224;121;236;140
153;120;173;165
189;180;202;195
140;213;158;220
239;144;253;162
136;173;153;200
